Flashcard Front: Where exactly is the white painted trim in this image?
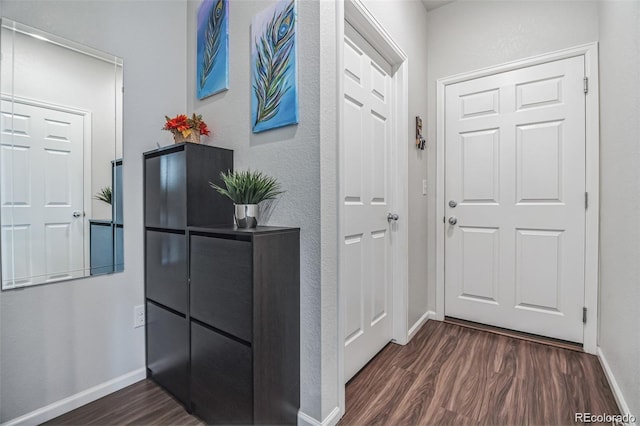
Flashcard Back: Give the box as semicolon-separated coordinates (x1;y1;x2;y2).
391;57;410;347
435;43;600;353
435;77;446;322
298;407;341;426
337;0;409;419
344;0;406;64
435;43;599;87
581;44;600;355
597;348;637;424
407;310;436;342
1;368;145;426
334;0;346;421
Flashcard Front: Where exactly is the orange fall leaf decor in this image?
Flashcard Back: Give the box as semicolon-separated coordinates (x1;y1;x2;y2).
162;113;211;138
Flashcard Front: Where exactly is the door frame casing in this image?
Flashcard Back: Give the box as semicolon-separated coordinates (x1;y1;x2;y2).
435;43;600;354
337;0;409;418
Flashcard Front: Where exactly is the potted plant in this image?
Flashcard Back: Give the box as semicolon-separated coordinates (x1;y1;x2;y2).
210;170;284;228
93;186;112;205
162;113;211;144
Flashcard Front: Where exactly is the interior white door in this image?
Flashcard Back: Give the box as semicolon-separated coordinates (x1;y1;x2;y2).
342;23;394;381
1;100;85;288
444;56;586;343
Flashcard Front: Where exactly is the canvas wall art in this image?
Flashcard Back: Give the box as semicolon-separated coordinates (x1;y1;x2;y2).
251;0;298;133
197;0;229;99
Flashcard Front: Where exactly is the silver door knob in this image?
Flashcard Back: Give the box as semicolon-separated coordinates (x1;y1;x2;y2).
72;211;83;218
387;213;399;222
449;200;457;208
448;216;458;225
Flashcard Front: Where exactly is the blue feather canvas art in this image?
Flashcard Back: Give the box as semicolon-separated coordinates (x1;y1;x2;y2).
197;0;229;99
251;0;299;133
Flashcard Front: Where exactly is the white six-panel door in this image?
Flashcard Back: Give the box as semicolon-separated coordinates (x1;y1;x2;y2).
342;23;394;381
444;56;586;343
1;100;85;288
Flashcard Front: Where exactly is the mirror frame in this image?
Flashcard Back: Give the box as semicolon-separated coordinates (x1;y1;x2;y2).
0;18;124;289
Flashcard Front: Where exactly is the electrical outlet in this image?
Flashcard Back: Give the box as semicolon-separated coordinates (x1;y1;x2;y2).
134;305;145;328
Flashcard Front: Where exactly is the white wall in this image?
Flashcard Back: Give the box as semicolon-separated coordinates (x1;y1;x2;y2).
185;0;327;421
0;0;186;422
597;0;640;416
425;0;599;311
361;0;430;330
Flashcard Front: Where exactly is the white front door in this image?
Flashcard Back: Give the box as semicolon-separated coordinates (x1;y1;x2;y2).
1;100;85;288
342;22;394;381
444;56;586;343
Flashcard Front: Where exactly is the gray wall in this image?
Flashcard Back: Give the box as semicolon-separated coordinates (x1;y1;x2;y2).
361;0;430;329
425;0;599;310
185;0;324;420
597;0;640;416
0;0;186;421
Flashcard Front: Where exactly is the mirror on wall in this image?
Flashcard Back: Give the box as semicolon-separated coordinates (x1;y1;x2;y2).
0;18;124;289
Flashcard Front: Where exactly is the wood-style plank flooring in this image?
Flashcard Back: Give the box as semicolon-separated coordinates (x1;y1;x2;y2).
46;320;619;426
339;320;619;426
44;380;202;426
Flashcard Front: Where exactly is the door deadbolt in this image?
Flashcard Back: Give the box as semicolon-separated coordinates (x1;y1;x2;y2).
449;200;457;208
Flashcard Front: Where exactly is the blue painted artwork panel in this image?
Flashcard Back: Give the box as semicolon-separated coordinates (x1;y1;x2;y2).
251;0;299;133
197;0;229;99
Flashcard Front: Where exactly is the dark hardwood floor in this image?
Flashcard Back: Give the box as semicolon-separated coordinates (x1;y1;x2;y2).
45;320;619;426
44;380;202;426
339;320;620;426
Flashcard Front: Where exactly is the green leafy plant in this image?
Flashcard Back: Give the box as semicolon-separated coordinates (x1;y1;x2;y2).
94;186;112;205
210;170;284;204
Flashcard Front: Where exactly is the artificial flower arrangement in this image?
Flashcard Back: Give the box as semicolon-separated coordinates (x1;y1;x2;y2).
162;113;211;143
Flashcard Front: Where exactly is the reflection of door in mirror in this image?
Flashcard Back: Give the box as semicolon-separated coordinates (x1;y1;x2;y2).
1;99;86;286
0;18;124;289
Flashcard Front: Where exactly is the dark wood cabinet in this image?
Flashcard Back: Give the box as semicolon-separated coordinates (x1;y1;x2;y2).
144;143;232;313
191;321;253;424
190;235;253;342
189;227;300;425
143;143;299;425
146;301;189;406
144;143;233;229
145;230;187;314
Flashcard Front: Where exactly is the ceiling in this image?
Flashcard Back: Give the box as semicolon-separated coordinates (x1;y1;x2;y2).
421;0;456;12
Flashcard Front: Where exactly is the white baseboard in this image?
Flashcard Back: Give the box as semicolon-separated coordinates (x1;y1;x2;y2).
407;310;436;342
3;368;146;426
597;347;636;425
298;406;341;426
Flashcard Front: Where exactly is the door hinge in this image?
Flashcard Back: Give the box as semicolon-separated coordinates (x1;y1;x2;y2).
585;192;588;209
583;77;588;94
583;307;587;324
